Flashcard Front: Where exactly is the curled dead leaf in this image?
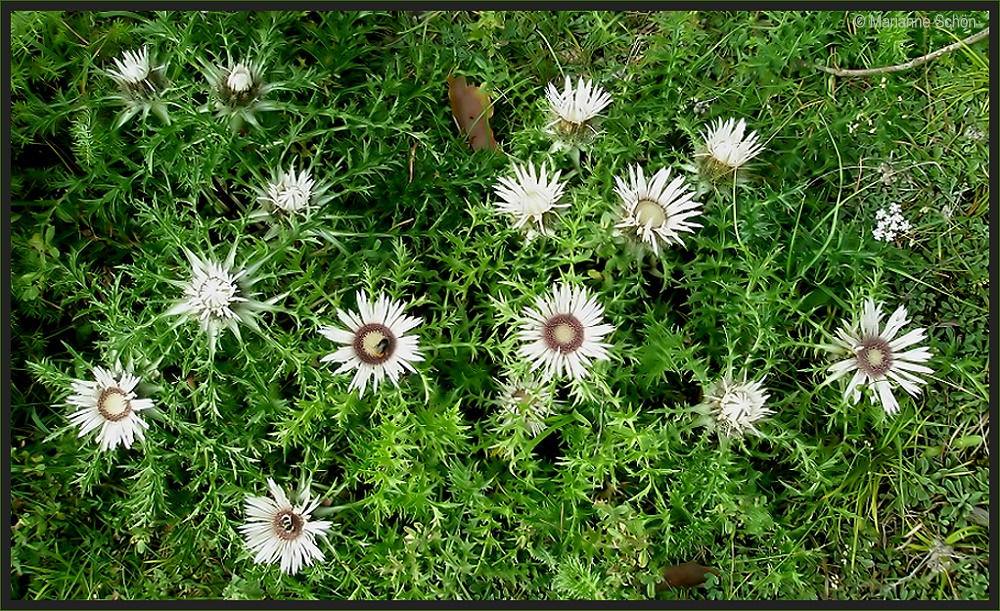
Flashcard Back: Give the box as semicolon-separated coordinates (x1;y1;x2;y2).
656;562;720;590
447;75;498;151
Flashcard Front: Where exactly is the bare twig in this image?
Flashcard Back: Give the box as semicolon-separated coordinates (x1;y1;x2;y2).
811;27;989;77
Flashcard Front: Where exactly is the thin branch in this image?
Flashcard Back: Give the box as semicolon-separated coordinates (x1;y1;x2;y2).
810;27;989;77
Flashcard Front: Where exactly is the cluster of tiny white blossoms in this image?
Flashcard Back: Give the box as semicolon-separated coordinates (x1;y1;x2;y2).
872;203;912;242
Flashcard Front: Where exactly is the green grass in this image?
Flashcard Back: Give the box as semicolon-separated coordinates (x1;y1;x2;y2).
9;9;991;600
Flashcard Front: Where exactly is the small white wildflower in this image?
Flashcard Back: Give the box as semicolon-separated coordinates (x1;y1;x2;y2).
878;162;898;186
926;539;963;575
963;124;986;142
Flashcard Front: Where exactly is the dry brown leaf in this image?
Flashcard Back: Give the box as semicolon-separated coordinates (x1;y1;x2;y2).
655;562;720;590
447;75;497;151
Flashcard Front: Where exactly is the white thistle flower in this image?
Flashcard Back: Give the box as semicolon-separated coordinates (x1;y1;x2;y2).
546;76;613;128
239;478;332;575
544;76;613;145
216;60;267;106
199;56;275;130
695;117;764;182
492;162;569;238
254;166;327;218
517;283;614;381
696;374;772;438
108;47;152;86
495;376;559;437
318;291;424;397
64;366;155;451
614;164;704;254
226;62;255;93
106;46;169;126
165;247;281;356
872;203;912;242
826;299;934;416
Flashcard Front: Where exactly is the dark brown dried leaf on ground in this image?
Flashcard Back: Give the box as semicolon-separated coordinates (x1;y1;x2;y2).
656;562;720;590
447;75;497;151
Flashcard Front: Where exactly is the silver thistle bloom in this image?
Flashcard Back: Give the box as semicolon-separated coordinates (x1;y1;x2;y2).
826;299;934;416
108;47;153;87
165;246;281;357
64;366;156;451
226;62;255;93
614;164;704;254
106;46;169;127
495;375;559;437
239;478;332;575
695;374;773;438
251;166;334;230
318;291;425;397
200;56;276;130
516;283;614;381
492;161;569;239
694;117;764;183
544;76;613;149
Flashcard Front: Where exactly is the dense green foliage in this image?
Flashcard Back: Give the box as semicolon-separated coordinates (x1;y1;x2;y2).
9;10;990;600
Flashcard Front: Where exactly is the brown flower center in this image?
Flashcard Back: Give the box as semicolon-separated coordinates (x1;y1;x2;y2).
858;337;894;376
272;509;303;541
97;388;132;422
353;323;396;365
634;199;667;228
543;314;584;354
512;389;535;407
